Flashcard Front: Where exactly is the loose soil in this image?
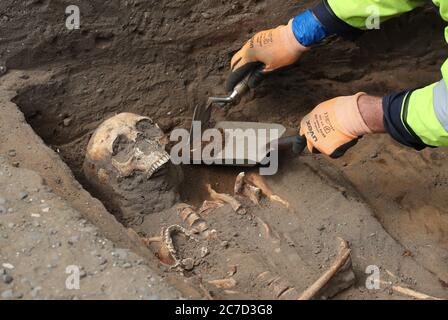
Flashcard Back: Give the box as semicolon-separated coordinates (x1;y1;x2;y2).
1;0;447;299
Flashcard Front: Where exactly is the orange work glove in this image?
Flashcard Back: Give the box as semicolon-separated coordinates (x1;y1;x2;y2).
227;19;309;92
299;93;373;159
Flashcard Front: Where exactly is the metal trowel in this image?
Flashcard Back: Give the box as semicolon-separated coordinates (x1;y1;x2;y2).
206;121;307;166
190;72;253;142
189;72;307;166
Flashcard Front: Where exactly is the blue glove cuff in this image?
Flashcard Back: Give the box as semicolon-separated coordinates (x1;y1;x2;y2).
292;10;328;47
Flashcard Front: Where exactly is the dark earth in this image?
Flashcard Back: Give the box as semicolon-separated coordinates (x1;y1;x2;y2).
0;0;447;299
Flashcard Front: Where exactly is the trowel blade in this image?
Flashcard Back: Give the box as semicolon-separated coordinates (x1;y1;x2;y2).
189;101;212;142
205;121;287;166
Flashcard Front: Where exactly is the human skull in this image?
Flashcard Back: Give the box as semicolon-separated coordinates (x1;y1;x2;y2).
83;113;182;225
85;112;170;178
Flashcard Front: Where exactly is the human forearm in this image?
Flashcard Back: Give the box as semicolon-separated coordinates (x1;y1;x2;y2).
358;95;385;134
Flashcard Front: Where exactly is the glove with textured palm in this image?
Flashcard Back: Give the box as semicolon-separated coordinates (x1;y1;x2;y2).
227;19;308;92
299;93;372;158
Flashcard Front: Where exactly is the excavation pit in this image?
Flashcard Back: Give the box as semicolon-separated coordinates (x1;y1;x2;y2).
8;72;448;300
1;0;448;299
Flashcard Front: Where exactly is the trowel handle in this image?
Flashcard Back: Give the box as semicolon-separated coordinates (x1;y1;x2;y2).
210;67;264;107
275;135;307;155
232;73;252;98
233;66;265;97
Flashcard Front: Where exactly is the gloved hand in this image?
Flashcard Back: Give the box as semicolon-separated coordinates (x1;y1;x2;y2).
299;93;373;158
227;19;309;92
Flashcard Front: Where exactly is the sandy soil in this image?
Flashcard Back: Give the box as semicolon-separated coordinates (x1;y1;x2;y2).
0;155;181;299
0;0;447;299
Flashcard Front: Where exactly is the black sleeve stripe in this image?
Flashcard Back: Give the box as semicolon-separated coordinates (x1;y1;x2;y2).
312;0;364;40
429;0;439;12
383;90;428;150
400;91;435;148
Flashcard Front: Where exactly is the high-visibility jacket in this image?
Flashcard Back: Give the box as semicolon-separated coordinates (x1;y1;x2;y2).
292;0;448;149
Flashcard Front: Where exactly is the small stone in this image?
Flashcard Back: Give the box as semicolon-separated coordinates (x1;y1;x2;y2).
96;88;104;94
12;162;20;168
51;241;62;248
112;249;129;260
1;290;13;299
314;247;322;255
181;258;195;271
122;262;132;269
2;274;13;284
79;270;87;279
98;257;108;265
7;149;16;157
201;12;212;19
2;263;14;270
19;74;30;80
68;235;80;245
63;117;72;127
0;206;7;214
317;225;326;232
30;286;42;298
370;152;379;159
19;192;28;200
220;241;229;249
0;65;7;76
200;247;209;258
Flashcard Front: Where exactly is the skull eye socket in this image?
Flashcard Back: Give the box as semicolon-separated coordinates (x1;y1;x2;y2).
112;134;132;158
136;119;154;131
136;119;162;140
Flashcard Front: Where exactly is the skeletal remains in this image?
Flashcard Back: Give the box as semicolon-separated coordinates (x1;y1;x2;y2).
84;112;356;299
163;224;200;271
83;113;182;225
82;113;442;300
